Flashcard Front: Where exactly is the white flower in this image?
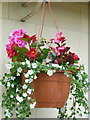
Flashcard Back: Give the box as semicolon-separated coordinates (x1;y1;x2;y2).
40;46;45;49
16;95;23;103
28;70;34;75
6;63;12;69
32;63;37;68
47;70;53;76
25;79;29;83
27;89;32;94
17;102;20;105
5;109;9;113
4;77;8;82
19;97;23;103
23;93;27;97
26;60;30;67
77;74;82;79
7;82;10;87
45;58;52;63
11;84;14;88
66;62;69;64
62;67;65;70
17;67;22;73
31;75;34;79
40;44;49;49
22;84;27;89
26;60;30;64
28;78;33;83
81;70;84;74
0;102;2;106
6;112;11;117
34;75;37;79
11;76;15;80
28;97;31;100
60;108;65;113
51;64;59;68
17;73;20;76
15;110;19;114
24;73;29;78
18;106;22;110
5;109;11;117
16;88;19;92
47;64;50;67
0;82;2;86
22;62;25;65
10;95;14;98
59;66;62;69
30;102;36;109
66;75;69;77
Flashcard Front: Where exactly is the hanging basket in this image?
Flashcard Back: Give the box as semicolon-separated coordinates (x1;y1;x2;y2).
22;71;71;108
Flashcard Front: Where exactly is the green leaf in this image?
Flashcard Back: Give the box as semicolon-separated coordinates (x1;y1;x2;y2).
41;38;46;41
31;99;35;102
20;38;29;42
41;48;50;60
15;47;28;54
12;56;18;61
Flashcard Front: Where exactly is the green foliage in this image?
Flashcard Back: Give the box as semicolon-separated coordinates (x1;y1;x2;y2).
15;46;28;54
0;61;89;119
20;38;29;42
41;48;50;59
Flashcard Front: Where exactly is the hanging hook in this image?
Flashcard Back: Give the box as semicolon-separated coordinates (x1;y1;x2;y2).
43;0;50;3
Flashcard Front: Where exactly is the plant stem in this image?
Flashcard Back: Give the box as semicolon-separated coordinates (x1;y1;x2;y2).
28;42;31;63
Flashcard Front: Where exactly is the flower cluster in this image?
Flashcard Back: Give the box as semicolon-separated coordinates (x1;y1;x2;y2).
50;32;80;65
6;29;37;60
6;29;80;67
0;29;89;119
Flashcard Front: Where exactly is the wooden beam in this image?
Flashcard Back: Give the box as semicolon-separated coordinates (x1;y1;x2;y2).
22;2;31;7
21;2;42;22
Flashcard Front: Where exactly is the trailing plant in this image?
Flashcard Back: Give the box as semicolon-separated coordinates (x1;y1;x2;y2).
0;29;89;119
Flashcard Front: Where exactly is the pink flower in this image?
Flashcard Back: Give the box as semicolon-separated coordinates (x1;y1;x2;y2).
55;32;62;39
54;60;59;64
12;29;25;37
69;52;80;60
54;39;61;43
8;29;27;48
15;38;27;48
55;47;66;56
50;32;65;44
55;50;60;56
9;37;15;44
73;55;79;60
50;38;54;41
56;47;66;53
57;46;65;51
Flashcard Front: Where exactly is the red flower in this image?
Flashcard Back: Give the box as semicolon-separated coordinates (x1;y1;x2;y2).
26;48;37;59
69;52;80;60
73;54;80;60
23;34;36;42
6;43;18;58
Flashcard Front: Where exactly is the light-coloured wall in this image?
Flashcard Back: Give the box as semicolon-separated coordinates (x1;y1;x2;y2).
0;1;3;119
0;2;88;119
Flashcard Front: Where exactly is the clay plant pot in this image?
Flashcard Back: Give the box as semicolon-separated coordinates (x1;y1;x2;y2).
22;71;71;108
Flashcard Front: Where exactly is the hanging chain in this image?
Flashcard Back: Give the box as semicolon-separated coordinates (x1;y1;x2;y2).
37;2;46;41
36;2;46;49
36;1;59;49
48;2;59;33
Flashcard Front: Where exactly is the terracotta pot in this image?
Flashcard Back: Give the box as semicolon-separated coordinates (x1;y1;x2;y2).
22;71;71;108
